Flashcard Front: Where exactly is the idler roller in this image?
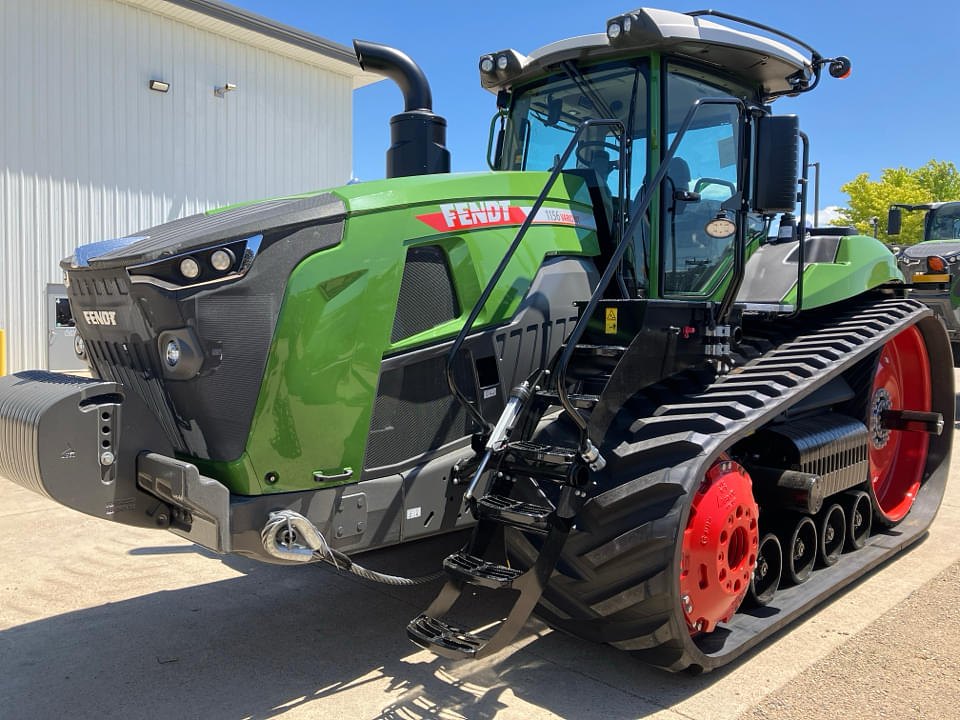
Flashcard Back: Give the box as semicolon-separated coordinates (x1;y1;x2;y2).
747;533;782;606
843;490;873;550
816;503;846;566
777;514;817;584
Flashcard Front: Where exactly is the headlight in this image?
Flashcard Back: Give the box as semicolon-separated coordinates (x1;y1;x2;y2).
165;339;181;367
179;257;201;280
210;248;235;272
127;234;261;290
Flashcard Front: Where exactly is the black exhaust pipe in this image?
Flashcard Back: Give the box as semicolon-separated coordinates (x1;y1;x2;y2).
353;40;450;179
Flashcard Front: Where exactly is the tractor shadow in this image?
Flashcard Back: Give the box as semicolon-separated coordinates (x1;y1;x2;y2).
0;531;743;720
0;519;945;720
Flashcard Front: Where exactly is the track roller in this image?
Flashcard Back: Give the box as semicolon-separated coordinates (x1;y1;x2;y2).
778;515;817;584
816;503;845;566
748;533;782;606
842;490;872;550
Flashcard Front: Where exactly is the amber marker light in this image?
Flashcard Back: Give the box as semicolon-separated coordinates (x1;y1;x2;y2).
927;256;947;273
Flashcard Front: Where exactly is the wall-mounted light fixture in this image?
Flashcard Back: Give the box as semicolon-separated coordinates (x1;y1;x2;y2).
148;79;170;93
214;82;237;98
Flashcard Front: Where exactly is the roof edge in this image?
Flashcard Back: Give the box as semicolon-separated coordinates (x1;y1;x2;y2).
162;0;360;70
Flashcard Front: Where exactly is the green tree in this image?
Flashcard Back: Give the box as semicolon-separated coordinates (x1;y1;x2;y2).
833;159;960;244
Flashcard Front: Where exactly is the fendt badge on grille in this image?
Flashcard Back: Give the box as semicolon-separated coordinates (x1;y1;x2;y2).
82;310;118;326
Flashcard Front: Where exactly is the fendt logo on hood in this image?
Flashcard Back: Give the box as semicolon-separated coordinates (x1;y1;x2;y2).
416;200;595;233
82;310;118;326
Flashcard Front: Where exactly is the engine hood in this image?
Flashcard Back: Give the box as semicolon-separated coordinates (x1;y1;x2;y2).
63;192;346;271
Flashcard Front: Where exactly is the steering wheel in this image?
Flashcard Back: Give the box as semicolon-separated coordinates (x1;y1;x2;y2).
576;140;621;167
693;177;736;196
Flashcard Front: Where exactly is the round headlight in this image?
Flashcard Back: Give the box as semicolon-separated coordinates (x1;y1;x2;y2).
179;257;200;280
480;56;494;73
165;339;181;367
74;334;85;358
210;248;235;272
496;54;509;71
607;22;622;39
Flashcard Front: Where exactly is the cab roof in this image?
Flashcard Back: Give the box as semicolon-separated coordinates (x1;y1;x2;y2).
479;7;812;99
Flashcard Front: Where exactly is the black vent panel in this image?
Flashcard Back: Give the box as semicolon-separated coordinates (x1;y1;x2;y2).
391;246;459;343
364;351;477;469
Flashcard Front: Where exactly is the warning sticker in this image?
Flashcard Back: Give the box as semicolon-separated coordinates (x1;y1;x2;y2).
604;307;618;334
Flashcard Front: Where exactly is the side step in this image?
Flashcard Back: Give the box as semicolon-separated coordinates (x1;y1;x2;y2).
408;614;485;658
407;484;584;660
443;551;523;589
476;494;553;533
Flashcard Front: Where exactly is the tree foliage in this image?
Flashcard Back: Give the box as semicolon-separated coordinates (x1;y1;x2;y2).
832;160;960;244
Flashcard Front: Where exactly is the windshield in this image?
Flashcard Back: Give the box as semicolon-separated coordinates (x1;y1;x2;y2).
500;60;649;198
501;60;650;293
928;204;960;240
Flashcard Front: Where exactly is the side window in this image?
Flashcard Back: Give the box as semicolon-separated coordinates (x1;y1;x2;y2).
662;70;743;295
391;246;460;343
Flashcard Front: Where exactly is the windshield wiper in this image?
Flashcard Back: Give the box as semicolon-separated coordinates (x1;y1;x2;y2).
560;61;620;130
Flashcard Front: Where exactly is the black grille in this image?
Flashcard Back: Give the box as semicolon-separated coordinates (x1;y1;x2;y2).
391;246;459;343
68;213;347;463
364;352;477;469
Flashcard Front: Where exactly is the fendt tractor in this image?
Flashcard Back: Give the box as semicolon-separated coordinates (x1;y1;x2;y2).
888;200;960;360
0;9;952;673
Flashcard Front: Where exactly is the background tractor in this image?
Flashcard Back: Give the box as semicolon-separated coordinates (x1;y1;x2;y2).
888;200;960;361
0;8;951;673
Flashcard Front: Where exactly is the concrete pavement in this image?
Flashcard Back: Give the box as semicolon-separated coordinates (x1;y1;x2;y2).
1;396;959;719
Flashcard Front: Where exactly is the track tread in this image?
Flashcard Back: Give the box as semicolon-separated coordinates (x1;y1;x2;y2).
510;296;938;671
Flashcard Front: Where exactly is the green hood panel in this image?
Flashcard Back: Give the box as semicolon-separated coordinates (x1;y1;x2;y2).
202;172;601;495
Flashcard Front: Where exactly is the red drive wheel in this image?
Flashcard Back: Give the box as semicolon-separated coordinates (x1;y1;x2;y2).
868;326;932;525
680;458;759;634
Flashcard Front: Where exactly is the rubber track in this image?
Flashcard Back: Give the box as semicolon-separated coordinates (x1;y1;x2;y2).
507;296;949;672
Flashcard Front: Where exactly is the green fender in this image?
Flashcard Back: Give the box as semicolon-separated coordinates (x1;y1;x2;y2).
782;235;903;309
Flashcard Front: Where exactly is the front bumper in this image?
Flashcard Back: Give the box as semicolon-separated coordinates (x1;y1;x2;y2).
0;371;471;564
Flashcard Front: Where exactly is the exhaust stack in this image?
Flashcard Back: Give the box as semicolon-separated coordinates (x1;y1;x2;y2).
354;40;450;179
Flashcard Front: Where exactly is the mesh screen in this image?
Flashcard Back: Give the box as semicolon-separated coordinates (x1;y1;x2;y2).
391;246;459;343
364;353;477;469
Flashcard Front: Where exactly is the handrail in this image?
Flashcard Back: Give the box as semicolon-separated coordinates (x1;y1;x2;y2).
554;97;746;446
792;131;811;317
445;118;626;433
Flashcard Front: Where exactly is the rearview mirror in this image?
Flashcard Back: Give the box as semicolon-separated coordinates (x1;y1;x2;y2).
887;207;902;236
752;115;799;214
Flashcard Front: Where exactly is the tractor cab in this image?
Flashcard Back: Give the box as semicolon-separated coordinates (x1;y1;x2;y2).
482;8;834;309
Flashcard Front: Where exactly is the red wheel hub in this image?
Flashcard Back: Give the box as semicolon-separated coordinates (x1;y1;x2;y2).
868;325;931;524
680;458;759;634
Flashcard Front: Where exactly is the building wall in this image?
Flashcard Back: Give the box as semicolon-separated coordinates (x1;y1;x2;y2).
0;0;355;372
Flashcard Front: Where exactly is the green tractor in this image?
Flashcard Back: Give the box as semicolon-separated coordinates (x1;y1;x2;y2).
888;200;960;360
0;9;952;673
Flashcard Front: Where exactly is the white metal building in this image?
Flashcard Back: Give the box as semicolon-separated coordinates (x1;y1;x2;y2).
0;0;378;373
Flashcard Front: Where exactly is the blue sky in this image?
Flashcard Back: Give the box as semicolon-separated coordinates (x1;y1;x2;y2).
231;1;958;214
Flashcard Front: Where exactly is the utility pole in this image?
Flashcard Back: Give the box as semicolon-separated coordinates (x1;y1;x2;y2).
807;162;821;228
